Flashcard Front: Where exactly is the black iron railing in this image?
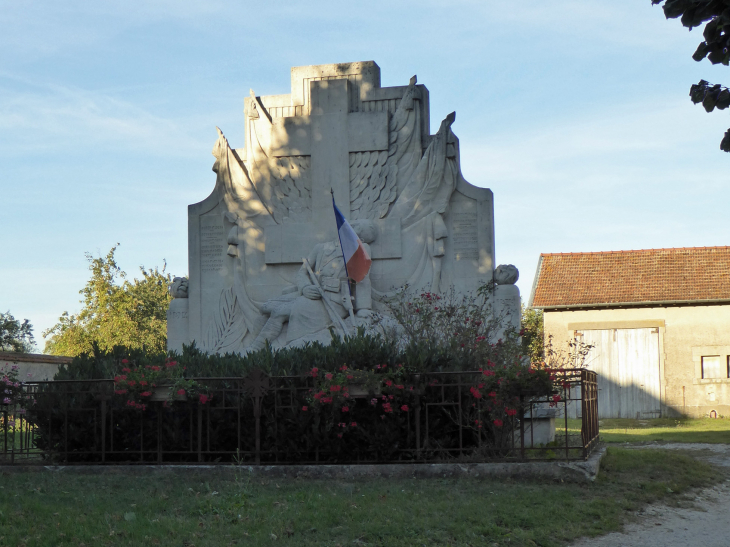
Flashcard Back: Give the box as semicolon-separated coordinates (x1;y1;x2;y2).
1;369;599;465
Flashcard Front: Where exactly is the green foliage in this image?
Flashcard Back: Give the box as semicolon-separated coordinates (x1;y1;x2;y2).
521;306;544;365
43;245;173;356
36;284;559;464
653;0;730;151
0;311;35;353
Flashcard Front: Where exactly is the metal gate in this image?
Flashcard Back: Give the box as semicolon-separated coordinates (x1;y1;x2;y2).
579;328;661;419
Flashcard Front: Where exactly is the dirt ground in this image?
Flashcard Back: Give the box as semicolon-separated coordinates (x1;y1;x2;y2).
571;443;730;547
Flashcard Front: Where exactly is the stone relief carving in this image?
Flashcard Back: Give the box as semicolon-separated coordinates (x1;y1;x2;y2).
169;277;189;298
494;265;519;285
175;62;507;355
270;156;311;222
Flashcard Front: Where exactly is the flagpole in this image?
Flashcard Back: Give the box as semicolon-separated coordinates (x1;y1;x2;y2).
331;188;357;325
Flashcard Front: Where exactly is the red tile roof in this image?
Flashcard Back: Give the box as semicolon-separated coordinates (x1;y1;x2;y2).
530;247;730;308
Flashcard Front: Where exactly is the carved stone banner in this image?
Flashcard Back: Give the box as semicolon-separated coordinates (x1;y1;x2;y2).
167;61;519;354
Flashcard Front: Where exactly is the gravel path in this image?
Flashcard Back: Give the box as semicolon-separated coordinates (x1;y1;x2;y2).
570;443;730;547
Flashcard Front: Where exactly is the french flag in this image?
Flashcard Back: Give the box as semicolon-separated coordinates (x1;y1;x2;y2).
333;198;372;283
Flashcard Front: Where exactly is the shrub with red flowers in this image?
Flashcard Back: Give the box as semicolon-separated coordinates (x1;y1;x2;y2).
1;363;34;436
382;285;558;451
112;357;208;410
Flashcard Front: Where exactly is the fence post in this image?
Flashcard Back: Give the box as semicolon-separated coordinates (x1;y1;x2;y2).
197;406;203;463
519;395;525;461
101;398;107;464
415;375;421;460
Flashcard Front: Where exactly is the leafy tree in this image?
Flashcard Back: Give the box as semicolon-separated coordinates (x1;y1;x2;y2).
653;0;730;150
521;306;544;365
0;311;35;353
43;245;173;356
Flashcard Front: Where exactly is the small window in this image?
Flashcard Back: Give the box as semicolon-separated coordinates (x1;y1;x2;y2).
702;356;726;379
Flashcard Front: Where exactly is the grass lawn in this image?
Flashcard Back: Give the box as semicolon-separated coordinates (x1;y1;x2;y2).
594;417;730;444
0;447;720;547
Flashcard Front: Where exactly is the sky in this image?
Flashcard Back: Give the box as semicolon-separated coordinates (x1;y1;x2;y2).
2;1;729;352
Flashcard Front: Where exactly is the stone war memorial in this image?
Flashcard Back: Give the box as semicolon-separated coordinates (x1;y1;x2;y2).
167;61;520;354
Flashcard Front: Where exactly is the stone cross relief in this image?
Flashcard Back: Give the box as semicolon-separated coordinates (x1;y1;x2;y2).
249;78;402;265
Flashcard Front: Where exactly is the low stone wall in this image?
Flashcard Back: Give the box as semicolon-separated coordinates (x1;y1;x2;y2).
1;447;607;482
0;352;72;382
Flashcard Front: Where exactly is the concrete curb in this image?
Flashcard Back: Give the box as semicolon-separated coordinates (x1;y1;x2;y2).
1;447;607;482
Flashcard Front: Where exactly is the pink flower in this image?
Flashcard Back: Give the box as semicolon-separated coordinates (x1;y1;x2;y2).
346;375;354;380
385;380;393;387
493;419;503;427
121;359;129;364
322;397;333;404
199;394;210;404
177;389;186;396
330;385;341;392
122;367;131;373
114;389;127;395
339;365;348;371
351;422;357;427
370;398;378;406
341;406;349;412
395;385;404;390
302;406;308;411
325;373;333;380
310;367;319;377
337;433;343;438
140;391;152;397
401;405;409;412
505;408;517;417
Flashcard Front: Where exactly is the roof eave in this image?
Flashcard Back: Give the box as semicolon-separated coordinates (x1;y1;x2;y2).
535;298;730;311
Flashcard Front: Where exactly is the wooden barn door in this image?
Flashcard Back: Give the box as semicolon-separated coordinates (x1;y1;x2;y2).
579;328;661;419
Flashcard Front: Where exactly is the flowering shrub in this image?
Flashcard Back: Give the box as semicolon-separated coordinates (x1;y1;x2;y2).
24;281;568;463
301;363;418;443
1;363;34;438
1;363;32;411
112;356;208;410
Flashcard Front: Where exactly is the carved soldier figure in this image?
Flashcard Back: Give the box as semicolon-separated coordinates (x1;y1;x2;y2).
249;220;376;350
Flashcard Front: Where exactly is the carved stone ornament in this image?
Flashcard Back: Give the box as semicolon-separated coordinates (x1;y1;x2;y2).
168;61;518;355
169;277;189;298
494;265;519;285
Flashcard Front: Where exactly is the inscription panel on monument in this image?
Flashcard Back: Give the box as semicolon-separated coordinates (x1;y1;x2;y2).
200;216;226;274
452;212;479;261
168;310;189;320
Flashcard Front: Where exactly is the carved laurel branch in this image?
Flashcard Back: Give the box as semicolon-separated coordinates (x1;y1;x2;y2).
350;79;419;221
204;287;247;354
270;156;311;223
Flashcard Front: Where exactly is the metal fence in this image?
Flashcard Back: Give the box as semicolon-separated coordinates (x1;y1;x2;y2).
1;369;599;466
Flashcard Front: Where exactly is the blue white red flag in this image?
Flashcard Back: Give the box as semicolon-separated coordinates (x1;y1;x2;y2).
332;198;372;283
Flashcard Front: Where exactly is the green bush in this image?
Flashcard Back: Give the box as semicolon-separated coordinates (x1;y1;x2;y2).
27;286;559;464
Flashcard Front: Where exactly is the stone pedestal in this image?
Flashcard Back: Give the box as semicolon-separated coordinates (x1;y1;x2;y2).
166;298;189;354
492;283;521;341
514;408;557;447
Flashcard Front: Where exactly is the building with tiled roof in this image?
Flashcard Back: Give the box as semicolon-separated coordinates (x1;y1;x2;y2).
529;247;730;419
529;247;730;309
